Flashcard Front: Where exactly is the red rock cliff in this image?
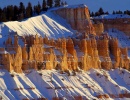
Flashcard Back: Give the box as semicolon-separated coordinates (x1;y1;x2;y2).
54;4;96;35
94;18;130;35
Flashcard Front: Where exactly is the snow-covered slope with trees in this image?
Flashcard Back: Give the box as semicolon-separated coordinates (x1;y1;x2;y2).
1;11;74;37
0;0;130;13
0;11;75;46
0;68;130;100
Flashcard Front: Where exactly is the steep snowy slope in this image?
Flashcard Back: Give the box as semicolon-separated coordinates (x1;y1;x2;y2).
0;0;130;13
0;69;130;100
0;11;75;46
2;11;74;37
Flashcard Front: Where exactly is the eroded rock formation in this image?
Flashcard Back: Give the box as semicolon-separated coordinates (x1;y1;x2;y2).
94;18;130;35
54;4;96;35
0;5;129;73
0;32;129;73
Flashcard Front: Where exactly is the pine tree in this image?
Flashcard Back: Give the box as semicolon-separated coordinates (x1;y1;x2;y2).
118;10;123;14
13;5;19;20
36;2;41;15
0;8;3;22
61;1;64;6
2;7;7;22
7;5;14;21
42;0;47;11
113;11;115;14
124;11;127;14
26;2;33;18
98;7;104;15
54;0;61;7
47;0;53;8
105;11;109;15
64;1;67;5
95;12;100;16
91;12;95;17
19;2;25;20
19;2;25;14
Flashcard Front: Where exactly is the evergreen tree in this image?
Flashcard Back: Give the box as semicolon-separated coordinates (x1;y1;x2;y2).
64;1;67;5
7;5;14;21
26;2;33;18
113;11;115;14
42;0;47;11
19;2;25;20
33;6;36;15
54;0;61;7
105;11;109;15
36;2;41;15
91;12;95;17
124;10;127;14
2;7;7;22
61;1;64;6
1;13;7;22
98;7;104;15
118;10;123;14
13;5;19;20
95;12;100;16
47;0;53;8
19;2;25;14
0;8;3;22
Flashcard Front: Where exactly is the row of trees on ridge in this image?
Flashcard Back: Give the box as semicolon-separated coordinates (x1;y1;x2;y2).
0;0;67;22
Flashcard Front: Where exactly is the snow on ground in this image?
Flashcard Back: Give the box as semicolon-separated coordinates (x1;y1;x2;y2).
0;0;130;13
107;29;130;48
94;14;130;19
106;29;130;57
0;68;130;100
0;11;76;46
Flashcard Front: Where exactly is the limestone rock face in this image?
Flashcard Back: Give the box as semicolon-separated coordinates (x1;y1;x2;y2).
2;54;14;72
54;4;95;35
97;39;109;57
109;38;121;68
97;35;112;70
86;38;100;70
1;31;130;72
93;23;104;35
66;38;78;70
13;46;23;73
94;19;130;35
109;38;129;69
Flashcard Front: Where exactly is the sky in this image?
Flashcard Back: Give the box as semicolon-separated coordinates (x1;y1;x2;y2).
0;0;130;13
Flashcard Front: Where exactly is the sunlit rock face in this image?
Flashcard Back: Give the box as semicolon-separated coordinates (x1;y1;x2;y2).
109;38;129;69
96;35;112;70
94;18;130;35
54;4;96;35
0;5;129;73
0;32;129;73
93;23;104;35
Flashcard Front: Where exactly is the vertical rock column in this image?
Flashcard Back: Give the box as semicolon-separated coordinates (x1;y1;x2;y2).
120;48;129;69
97;38;112;70
109;38;121;69
66;38;78;70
